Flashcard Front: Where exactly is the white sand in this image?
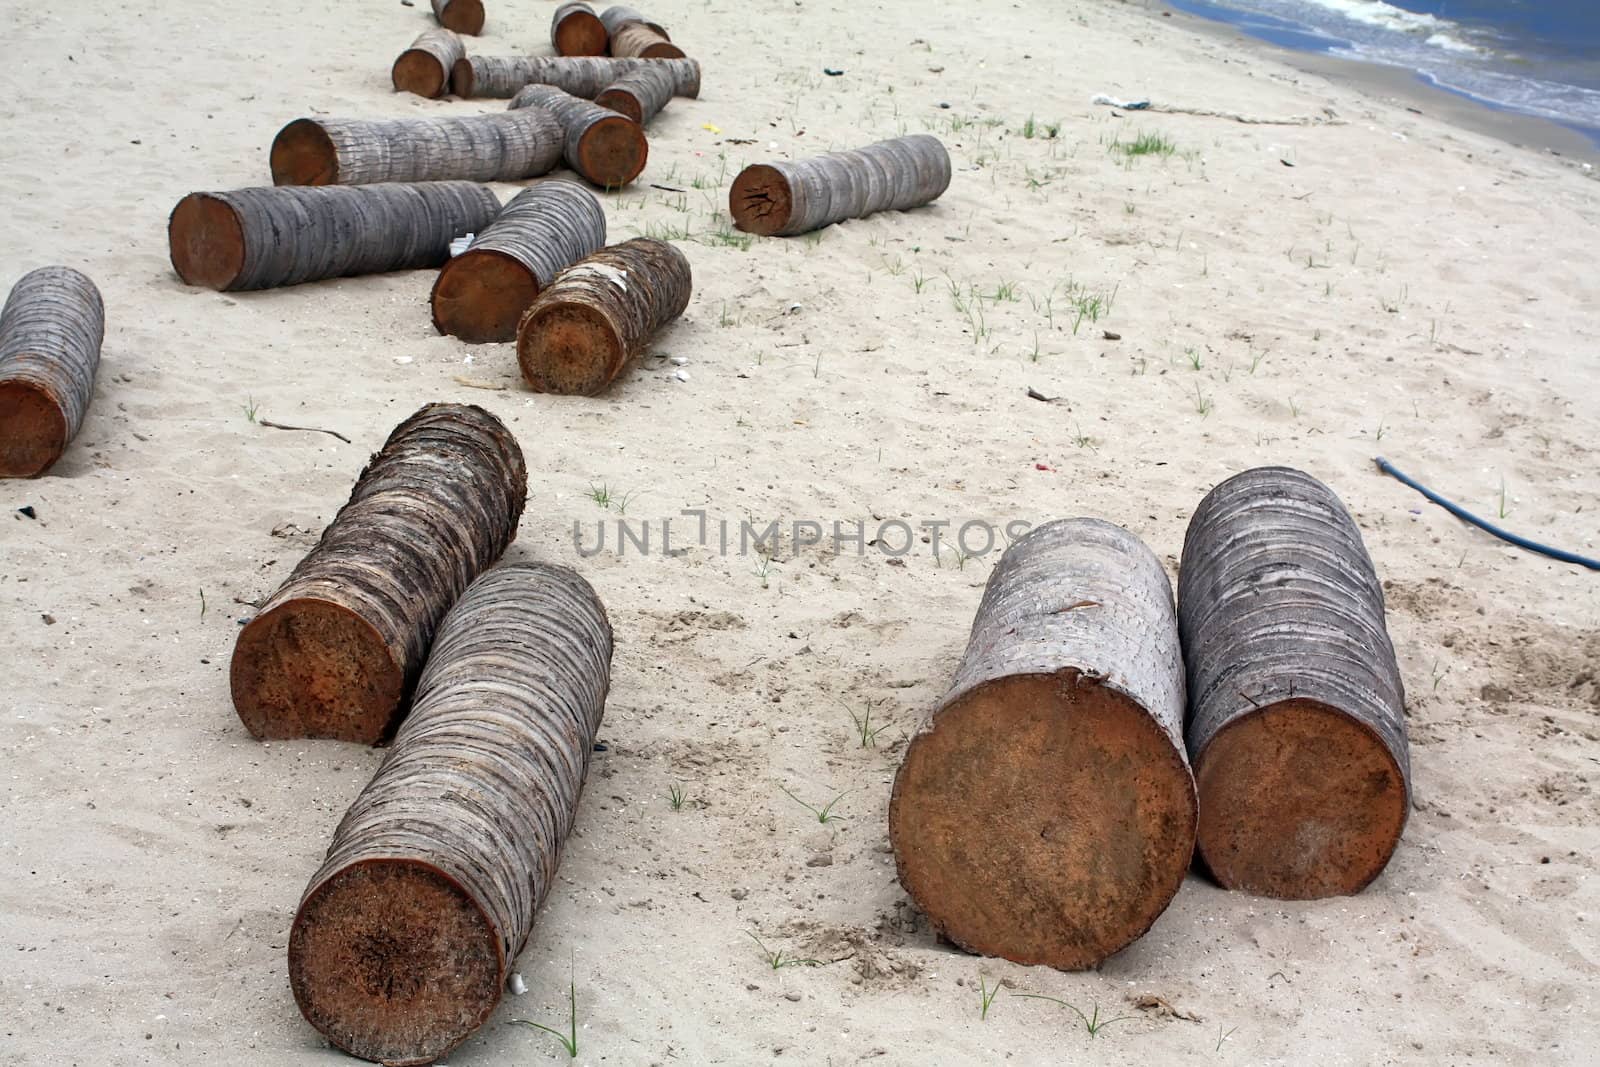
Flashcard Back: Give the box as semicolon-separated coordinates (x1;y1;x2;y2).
3;0;1598;1063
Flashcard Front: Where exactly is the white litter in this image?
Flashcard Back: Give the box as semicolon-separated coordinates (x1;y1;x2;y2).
507;973;527;996
669;356;688;366
449;233;476;257
673;369;689;382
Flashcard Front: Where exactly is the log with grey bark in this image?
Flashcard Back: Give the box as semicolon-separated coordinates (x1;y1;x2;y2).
595;62;676;125
889;518;1196;971
432;0;484;35
730;134;951;237
517;237;690;395
607;19;683;59
599;4;668;38
509;85;646;187
230;403;526;744
289;561;612;1066
452;54;700;99
431;181;607;343
0;268;104;478
270;110;564;187
551;0;607;55
168;182;500;291
1178;466;1410;900
392;27;464;98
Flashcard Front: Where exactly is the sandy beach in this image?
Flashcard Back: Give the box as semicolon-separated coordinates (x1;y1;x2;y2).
3;0;1597;1064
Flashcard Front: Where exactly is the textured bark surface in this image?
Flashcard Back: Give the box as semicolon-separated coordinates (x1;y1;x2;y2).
1178;465;1410;900
431;181;607;343
431;0;484;35
517;237;690;395
0;267;104;478
230;404;526;744
552;1;607;55
889;518;1196;971
391;28;463;98
595;63;676;125
607;20;684;59
731;134;952;237
509;85;647;188
169;182;499;291
289;561;612;1066
452;54;700;99
270;110;564;187
599;4;668;38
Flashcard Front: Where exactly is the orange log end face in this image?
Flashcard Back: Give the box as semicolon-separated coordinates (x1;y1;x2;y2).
0;380;68;478
729;164;793;236
432;250;541;343
518;303;623;396
392;48;449;98
576;116;648;187
270;119;340;187
595;87;643;124
169;193;248;290
554;12;607;55
435;0;485;35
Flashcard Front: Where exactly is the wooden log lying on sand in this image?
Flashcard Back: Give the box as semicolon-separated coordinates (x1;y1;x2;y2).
509;85;647;188
552;1;607;55
432;181;607;343
432;0;484;35
270;110;564;187
289;561;611;1066
889;518;1196;970
517;237;690;395
230;403;526;743
453;54;700;100
1178;466;1410;900
0;268;104;478
607;20;684;59
596;63;676;125
600;4;669;40
169;183;500;291
731;134;951;237
392;28;464;98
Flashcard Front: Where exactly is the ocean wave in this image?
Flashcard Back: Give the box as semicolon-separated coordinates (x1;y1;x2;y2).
1298;0;1453;36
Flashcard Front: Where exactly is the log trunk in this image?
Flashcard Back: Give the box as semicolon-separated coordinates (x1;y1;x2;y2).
730;134;952;237
595;63;676;125
509;85;647;188
168;182;500;291
0;267;104;478
607;20;684;59
431;181;607;343
517;237;690;395
552;1;607;55
271;110;564;187
1178;466;1410;900
452;54;700;100
392;28;463;98
230;403;526;744
889;518;1196;971
288;561;611;1066
431;0;484;35
599;4;668;39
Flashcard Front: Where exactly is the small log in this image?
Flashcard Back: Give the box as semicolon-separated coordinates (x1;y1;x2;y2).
595;63;676;125
230;403;526;743
552;1;607;55
0;267;104;478
289;561;611;1066
431;0;484;35
169;183;500;291
889;518;1196;970
271;110;564;187
509;85;647;188
599;4;668;39
607;20;684;59
731;134;952;237
392;27;463;98
431;181;607;343
517;237;690;395
452;54;700;100
1178;466;1410;899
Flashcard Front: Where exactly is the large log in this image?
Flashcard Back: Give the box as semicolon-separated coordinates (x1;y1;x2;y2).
607;20;684;59
730;134;951;237
230;403;526;744
392;28;463;98
431;181;607;343
599;4;669;39
509;85;647;188
889;518;1196;970
1178;466;1410;899
551;1;607;55
453;54;700;100
289;561;611;1066
0;267;104;478
270;111;564;187
432;0;484;35
595;63;676;125
517;237;690;395
168;183;500;291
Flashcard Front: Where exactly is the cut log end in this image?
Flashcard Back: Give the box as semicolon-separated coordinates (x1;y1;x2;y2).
168;193;247;289
576;116;648;187
393;48;450;98
0;380;67;478
554;13;608;55
1195;699;1407;900
434;0;485;35
729;165;793;236
518;303;623;396
638;40;685;59
231;598;404;744
270;119;340;187
448;58;476;98
595;87;643;124
290;859;502;1067
889;672;1196;971
432;250;540;343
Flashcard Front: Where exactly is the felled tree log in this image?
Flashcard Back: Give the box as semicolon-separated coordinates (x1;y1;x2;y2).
169;183;500;291
599;5;668;39
509;85;646;188
432;181;607;343
432;0;484;35
552;1;607;55
270;111;564;187
889;518;1196;971
452;54;700;100
607;20;684;59
518;237;690;395
731;134;951;237
230;403;527;744
289;561;612;1066
1178;466;1410;900
0;268;104;478
596;63;675;125
392;28;463;98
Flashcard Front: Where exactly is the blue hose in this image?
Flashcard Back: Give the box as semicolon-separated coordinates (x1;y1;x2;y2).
1374;456;1599;572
